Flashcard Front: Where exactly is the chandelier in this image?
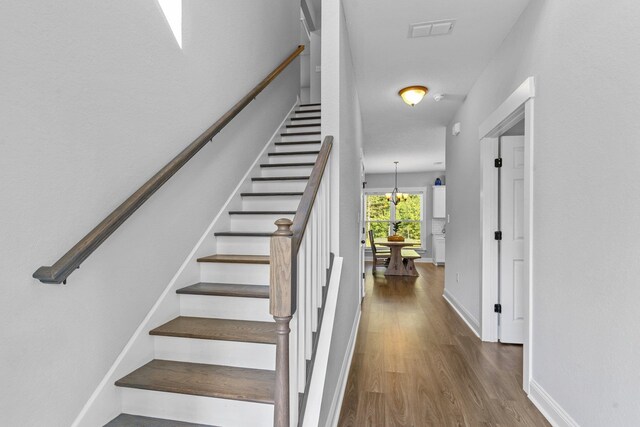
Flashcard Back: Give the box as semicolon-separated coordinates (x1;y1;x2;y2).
385;161;409;205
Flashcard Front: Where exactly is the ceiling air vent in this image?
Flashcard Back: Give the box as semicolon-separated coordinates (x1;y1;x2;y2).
409;19;456;38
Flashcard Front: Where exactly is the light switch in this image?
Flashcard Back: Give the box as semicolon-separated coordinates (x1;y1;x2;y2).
431;22;453;35
410;24;432;38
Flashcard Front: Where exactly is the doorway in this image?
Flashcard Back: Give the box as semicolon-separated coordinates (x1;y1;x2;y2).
479;77;535;392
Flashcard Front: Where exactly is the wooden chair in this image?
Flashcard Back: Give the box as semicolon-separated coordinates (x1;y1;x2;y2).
368;230;390;271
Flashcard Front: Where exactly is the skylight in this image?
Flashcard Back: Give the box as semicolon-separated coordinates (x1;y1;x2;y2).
158;0;182;48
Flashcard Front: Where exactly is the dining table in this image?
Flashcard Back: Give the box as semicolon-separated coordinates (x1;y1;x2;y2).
376;239;420;276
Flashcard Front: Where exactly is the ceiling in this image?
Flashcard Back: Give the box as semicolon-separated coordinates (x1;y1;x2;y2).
342;0;530;174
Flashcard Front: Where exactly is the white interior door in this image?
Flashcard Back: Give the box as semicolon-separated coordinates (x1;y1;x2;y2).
499;136;525;344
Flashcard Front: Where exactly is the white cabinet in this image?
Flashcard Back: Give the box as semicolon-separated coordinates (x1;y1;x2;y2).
432;185;446;218
433;236;446;265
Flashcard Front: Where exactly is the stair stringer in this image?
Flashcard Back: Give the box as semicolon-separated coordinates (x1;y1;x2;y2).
71;100;299;427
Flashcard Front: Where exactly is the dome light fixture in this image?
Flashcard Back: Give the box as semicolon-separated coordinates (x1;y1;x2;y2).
398;85;429;106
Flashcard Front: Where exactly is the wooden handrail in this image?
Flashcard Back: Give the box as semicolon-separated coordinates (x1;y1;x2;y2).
269;135;332;427
33;45;305;284
269;135;332;319
290;136;333;255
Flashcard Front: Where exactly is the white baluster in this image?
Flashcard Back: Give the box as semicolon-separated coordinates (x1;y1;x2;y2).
305;226;313;360
289;312;298;424
319;181;326;288
311;204;318;332
323;177;328;282
314;201;321;309
297;239;306;392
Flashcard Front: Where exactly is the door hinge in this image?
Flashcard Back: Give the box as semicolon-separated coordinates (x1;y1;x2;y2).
362;272;365;279
362;181;367;189
494;303;502;313
494;231;502;240
494;158;502;168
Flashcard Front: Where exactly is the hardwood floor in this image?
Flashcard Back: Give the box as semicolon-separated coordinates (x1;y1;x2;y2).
337;263;549;427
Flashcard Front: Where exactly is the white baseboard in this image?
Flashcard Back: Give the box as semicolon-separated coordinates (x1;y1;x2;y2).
71;102;299;427
442;289;481;338
326;306;361;427
529;379;580;427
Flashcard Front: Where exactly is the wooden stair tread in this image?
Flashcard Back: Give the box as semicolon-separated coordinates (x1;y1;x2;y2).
214;231;272;237
274;140;321;145
150;316;277;344
260;162;315;168
291;116;321;121
299;103;320;107
197;254;270;264
268;151;319;156
228;210;296;215
295;109;320;113
286;124;320;128
105;414;215;427
251;176;309;181
280;131;321;136
115;359;275;404
240;191;303;197
177;282;269;298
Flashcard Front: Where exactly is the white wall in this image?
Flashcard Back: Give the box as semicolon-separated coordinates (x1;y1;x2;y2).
0;1;299;425
319;0;363;424
300;22;311;104
445;1;640;425
365;171;445;257
310;31;322;104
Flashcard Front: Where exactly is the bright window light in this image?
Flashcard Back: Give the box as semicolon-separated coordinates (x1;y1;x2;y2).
158;0;182;48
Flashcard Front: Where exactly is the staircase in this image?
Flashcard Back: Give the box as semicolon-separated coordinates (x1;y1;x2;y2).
106;103;322;427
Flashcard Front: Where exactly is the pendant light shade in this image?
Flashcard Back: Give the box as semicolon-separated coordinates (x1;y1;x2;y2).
398;85;429;106
385;161;408;205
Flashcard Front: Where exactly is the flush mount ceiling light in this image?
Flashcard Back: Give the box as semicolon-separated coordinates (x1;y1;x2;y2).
399;85;428;106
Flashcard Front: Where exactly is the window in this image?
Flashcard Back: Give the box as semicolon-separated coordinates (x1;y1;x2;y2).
365;189;425;249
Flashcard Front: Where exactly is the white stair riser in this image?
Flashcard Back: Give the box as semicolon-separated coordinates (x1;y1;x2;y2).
294;111;321;118
121;388;273;427
154;336;275;369
200;263;269;284
274;143;321;153
297;104;320;111
230;214;295;231
217;235;270;256
268;154;318;164
293;113;318;122
261;166;313;177
251;180;307;192
290;119;320;126
180;294;272;321
279;133;320;142
285;125;320;133
242;195;301;210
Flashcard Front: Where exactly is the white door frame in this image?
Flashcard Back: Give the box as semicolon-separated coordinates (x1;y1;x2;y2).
479;77;535;393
